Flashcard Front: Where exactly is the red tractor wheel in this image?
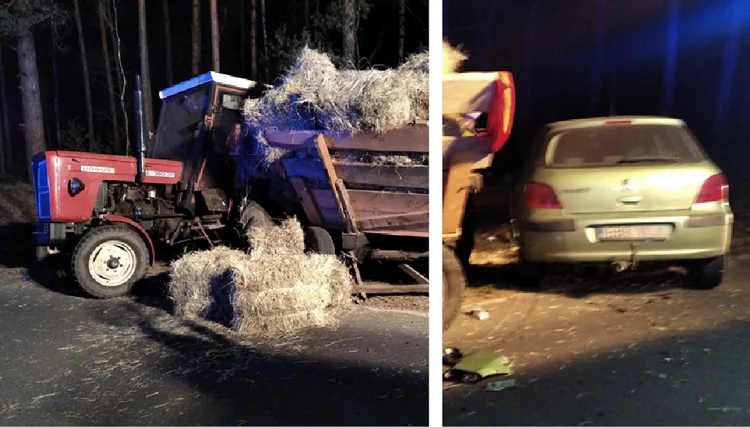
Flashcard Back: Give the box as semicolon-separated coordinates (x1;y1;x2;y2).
71;225;150;299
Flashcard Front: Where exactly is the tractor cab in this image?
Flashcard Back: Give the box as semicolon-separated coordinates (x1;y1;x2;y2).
150;72;267;214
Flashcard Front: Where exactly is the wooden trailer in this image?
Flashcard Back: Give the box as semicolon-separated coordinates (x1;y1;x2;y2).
264;123;429;295
442;71;516;330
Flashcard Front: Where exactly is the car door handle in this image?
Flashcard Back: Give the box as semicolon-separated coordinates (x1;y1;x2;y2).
617;196;643;205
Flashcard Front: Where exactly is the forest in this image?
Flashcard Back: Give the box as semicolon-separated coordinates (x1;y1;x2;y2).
0;0;428;180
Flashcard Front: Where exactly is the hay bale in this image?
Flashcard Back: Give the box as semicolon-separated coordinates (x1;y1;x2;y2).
239;46;429;175
246;217;305;256
228;251;352;333
168;246;249;319
443;41;467;74
167;218;353;335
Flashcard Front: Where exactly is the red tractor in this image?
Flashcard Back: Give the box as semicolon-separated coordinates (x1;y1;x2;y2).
31;73;273;298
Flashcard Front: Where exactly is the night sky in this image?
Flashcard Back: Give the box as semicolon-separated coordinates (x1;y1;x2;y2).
444;0;750;182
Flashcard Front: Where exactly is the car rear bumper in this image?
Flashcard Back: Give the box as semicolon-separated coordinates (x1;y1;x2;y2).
519;211;733;263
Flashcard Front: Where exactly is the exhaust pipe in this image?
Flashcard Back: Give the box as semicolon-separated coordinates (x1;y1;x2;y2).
610;261;631;274
134;75;147;183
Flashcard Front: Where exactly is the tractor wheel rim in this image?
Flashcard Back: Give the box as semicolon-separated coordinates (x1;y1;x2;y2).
88;240;137;287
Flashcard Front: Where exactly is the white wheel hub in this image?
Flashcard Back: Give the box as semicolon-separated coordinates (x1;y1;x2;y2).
88;240;137;287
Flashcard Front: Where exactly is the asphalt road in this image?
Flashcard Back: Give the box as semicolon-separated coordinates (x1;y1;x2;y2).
444;217;750;425
0;270;428;426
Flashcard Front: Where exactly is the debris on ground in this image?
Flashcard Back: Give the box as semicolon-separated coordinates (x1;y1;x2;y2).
486;378;517;392
470;306;490;320
168;218;353;334
444;350;513;384
443;347;464;366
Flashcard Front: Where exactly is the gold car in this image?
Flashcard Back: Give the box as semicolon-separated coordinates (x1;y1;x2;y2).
511;116;733;289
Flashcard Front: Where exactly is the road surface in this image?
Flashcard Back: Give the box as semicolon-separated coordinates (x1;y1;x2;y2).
444;207;750;426
0;270;428;426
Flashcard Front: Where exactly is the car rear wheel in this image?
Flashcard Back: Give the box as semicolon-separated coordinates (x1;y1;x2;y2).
688;256;725;290
71;225;150;299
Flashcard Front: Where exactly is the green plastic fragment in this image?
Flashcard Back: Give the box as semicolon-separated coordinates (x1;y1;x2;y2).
452;350;512;378
486;378;516;391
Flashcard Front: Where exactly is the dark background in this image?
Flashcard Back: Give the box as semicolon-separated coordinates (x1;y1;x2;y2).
0;0;427;175
444;0;750;183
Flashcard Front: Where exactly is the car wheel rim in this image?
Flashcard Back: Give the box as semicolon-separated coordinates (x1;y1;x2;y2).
88;241;137;287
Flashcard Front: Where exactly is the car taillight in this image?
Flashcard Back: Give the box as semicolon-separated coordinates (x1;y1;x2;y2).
523;182;562;209
694;173;728;203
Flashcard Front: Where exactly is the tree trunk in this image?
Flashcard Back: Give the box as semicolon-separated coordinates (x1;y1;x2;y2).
138;0;154;136
73;0;95;150
17;30;46;181
210;0;220;72
0;48;12;172
0;108;4;175
304;0;310;29
109;0;129;155
260;0;268;81
0;56;4;175
342;0;356;68
98;0;118;151
192;0;201;76
50;33;61;149
163;0;174;85
250;0;257;80
398;0;405;63
240;0;246;76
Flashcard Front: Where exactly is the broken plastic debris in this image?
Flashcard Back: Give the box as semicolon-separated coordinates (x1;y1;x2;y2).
470;306;489;320
486;379;516;391
486;236;498;241
443;347;464;366
444;350;512;383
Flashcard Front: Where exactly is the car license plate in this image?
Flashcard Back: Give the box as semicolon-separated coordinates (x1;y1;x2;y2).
597;225;671;241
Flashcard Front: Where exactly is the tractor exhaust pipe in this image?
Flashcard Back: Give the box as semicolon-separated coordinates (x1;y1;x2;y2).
134;75;147;183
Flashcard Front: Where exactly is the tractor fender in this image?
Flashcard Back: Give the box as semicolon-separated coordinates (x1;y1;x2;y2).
101;214;156;265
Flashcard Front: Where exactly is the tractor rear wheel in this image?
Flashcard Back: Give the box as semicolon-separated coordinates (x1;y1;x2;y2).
443;245;466;331
71;225;150;299
304;226;336;255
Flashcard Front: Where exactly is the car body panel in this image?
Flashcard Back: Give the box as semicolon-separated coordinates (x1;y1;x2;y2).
513;116;733;264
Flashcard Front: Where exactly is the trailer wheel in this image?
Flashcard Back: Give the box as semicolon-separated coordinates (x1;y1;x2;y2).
443;245;466;331
304;226;336;255
71;225;150;299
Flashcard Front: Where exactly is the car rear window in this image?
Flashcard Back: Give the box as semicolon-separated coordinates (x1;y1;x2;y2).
546;125;706;168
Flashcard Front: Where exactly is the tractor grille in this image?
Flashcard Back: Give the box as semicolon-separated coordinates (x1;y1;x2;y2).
32;158;50;220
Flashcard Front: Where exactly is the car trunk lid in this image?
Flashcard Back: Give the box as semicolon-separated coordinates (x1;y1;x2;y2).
541;163;716;214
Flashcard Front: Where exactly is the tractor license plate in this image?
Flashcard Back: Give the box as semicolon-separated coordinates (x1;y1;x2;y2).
597;225;671;241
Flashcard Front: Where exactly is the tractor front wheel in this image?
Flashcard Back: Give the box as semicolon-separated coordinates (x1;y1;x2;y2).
71;225;150;299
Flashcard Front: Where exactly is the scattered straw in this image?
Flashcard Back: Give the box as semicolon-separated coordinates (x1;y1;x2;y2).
442;41;467;74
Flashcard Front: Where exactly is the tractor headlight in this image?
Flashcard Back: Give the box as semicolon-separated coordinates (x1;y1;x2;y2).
68;177;85;196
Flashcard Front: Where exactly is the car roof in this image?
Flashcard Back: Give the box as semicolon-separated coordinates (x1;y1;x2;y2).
547;116;686;132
